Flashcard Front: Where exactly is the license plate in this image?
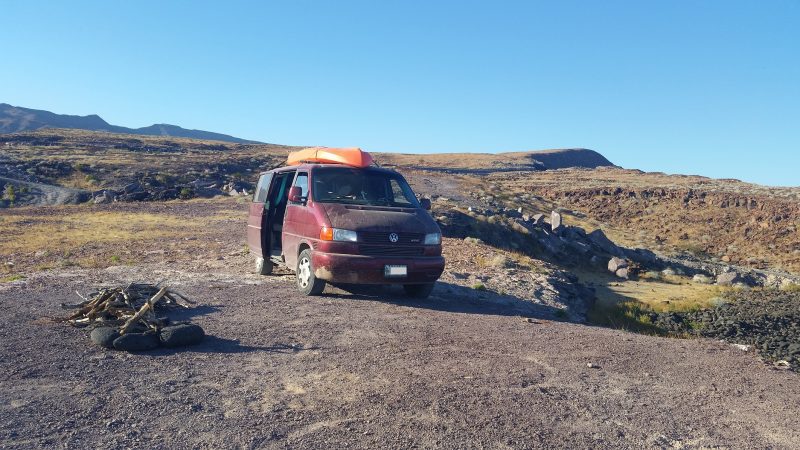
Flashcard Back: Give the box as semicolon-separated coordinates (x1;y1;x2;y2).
384;265;408;277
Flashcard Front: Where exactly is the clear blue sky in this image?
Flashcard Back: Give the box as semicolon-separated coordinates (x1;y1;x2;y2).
3;1;798;186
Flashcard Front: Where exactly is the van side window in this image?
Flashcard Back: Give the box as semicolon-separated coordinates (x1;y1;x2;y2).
254;173;273;203
293;172;308;198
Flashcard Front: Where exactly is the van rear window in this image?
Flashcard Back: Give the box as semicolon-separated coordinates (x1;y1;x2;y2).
312;168;420;208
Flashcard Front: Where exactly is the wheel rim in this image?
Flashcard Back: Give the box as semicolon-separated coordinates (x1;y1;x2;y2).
298;257;311;288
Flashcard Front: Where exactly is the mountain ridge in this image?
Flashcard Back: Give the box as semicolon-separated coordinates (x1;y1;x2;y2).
0;103;261;144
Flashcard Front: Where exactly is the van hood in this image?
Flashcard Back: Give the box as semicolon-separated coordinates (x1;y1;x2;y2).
320;203;440;234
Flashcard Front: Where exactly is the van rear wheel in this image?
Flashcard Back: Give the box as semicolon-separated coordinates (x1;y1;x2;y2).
296;249;325;295
403;283;434;299
255;256;273;275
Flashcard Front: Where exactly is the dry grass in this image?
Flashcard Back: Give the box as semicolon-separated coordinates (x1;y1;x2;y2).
580;269;728;332
0;210;196;254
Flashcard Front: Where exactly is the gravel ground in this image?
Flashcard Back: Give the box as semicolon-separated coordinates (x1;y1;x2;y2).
656;290;800;371
2;261;800;449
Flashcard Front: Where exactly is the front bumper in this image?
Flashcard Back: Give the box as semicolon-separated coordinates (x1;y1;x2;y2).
311;251;445;284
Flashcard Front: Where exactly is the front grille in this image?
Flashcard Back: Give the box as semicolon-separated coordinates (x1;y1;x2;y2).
359;232;425;245
359;245;425;256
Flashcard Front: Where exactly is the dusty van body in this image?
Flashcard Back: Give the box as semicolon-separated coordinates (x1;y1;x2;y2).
247;158;444;298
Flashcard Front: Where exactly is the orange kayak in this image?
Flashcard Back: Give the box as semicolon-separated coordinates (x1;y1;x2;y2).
286;147;374;168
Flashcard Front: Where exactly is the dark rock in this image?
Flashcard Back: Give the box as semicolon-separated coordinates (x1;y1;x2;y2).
159;324;205;347
90;327;120;349
122;182;143;194
113;332;160;352
151;189;179;201
118;191;149;202
587;229;625;257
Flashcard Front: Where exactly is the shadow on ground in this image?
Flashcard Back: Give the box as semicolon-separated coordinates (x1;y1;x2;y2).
326;281;561;320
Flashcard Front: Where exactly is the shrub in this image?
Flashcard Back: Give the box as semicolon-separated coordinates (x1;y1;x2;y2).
471;282;486;290
3;184;16;204
179;187;193;199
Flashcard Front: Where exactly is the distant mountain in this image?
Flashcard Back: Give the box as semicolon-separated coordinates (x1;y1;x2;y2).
0;103;260;144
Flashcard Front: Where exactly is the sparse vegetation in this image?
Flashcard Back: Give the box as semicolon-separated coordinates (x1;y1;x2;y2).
3;184;16;204
0;275;24;283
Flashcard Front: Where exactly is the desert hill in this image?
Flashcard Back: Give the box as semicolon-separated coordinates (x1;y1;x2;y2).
0;103;259;144
1;128;798;275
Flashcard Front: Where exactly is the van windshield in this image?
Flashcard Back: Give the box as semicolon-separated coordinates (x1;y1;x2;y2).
312;167;420;208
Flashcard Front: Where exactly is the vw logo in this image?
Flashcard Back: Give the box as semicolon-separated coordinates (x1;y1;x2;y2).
388;233;399;243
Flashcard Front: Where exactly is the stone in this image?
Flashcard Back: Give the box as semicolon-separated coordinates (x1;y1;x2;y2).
90;327;120;349
159;324;205;348
532;214;545;225
588;229;624;257
122;182;143;194
550;211;563;234
93;194;111;204
716;272;740;286
112;332;160;352
615;268;630;279
608;257;628;273
693;274;714;284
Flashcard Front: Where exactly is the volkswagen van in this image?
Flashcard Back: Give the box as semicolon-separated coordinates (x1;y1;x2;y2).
246;147;444;298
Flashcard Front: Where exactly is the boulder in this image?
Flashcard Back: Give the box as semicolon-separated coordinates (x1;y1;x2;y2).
532;214;545;225
693;274;714;284
93;194;112;204
608;257;628;273
118;191;149;202
159;324;205;348
587;229;624;257
615;268;630;279
624;248;658;266
90;327;120;349
716;271;740;286
550;211;563;234
122;182;143;194
113;332;160;352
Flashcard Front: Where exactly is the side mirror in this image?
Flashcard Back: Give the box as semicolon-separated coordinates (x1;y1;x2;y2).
419;198;431;211
288;186;305;203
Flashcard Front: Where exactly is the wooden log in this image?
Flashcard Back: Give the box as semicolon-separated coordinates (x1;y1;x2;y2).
119;287;168;335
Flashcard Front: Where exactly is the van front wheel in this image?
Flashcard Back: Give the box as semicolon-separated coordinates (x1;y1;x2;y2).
296;249;325;296
403;283;434;299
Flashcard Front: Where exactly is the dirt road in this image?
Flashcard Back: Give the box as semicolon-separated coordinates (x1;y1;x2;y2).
1;259;799;449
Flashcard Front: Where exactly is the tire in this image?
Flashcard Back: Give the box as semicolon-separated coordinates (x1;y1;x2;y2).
403;283;434;299
296;249;325;295
256;256;273;275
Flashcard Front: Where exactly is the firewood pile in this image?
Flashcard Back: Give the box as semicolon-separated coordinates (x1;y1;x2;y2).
58;283;205;352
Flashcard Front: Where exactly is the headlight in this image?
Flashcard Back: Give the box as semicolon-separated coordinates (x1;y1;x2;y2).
424;232;441;245
332;228;358;242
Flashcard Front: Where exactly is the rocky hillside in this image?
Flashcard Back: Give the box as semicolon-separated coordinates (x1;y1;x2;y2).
488;167;800;274
0;103;259;143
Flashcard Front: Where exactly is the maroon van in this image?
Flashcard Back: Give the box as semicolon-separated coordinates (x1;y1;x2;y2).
246;163;445;298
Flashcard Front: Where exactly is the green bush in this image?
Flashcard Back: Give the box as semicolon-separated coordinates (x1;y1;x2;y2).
179;187;193;199
3;184;16;204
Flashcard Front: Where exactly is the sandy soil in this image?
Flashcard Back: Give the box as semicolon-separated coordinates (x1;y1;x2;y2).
1;258;799;449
